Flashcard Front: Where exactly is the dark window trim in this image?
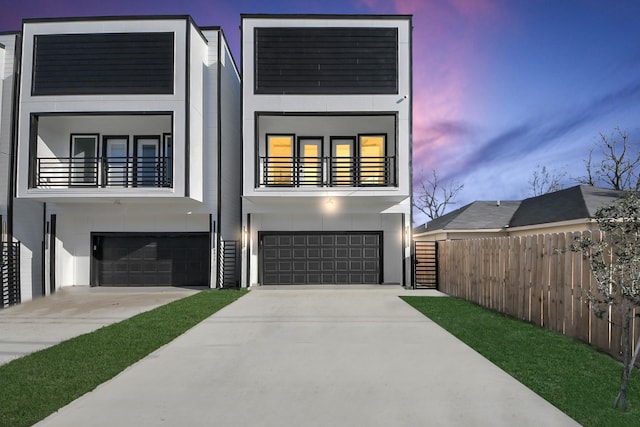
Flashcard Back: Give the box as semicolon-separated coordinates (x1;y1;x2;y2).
357;133;387;157
102;135;131;187
133;135;161;187
265;133;296;187
357;133;388;187
102;135;130;157
29;110;175;118
242;13;412;20
69;133;100;187
330;136;356;186
184;20;191;198
265;133;296;157
297;136;325;159
28;115;39;189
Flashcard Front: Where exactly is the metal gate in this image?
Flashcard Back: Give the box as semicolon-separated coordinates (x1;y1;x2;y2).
1;242;21;308
218;239;239;288
414;241;437;289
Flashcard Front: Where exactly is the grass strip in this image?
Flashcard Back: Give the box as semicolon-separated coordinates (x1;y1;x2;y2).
0;289;246;427
401;296;639;427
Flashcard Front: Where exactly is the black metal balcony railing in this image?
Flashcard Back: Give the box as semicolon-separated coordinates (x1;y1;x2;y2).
259;156;396;187
35;157;172;188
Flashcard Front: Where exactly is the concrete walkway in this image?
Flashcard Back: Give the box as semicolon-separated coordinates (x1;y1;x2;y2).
34;287;579;427
0;286;199;366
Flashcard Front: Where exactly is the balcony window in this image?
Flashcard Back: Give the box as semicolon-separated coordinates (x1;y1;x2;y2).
70;134;99;186
298;137;322;186
103;136;129;187
331;137;354;186
359;135;385;185
266;135;294;185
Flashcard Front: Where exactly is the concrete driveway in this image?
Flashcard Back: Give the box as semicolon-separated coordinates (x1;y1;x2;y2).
0;286;199;366
33;286;579;427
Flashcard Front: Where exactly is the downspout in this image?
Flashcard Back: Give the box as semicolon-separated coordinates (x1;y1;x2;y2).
408;17;415;289
215;30;223;288
7;33;22;245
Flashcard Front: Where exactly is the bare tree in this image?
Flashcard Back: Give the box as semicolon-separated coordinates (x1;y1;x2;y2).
571;191;640;411
577;127;640;191
413;169;464;220
528;164;566;196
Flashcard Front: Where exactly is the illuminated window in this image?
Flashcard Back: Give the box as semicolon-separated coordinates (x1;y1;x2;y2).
299;138;322;185
267;135;293;185
332;138;354;186
360;135;385;185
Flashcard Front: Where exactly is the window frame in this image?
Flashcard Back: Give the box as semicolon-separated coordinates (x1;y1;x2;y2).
69;133;100;187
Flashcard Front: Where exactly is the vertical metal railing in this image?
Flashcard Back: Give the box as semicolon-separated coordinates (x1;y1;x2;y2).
1;242;21;308
218;239;239;288
36;156;172;188
258;155;396;187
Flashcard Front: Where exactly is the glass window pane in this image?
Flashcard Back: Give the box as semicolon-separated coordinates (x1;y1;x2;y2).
299;139;321;185
268;135;293;185
332;139;353;186
360;135;385;184
71;135;97;185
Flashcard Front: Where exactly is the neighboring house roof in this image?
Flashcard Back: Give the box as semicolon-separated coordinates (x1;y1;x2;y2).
414;200;521;234
509;185;627;228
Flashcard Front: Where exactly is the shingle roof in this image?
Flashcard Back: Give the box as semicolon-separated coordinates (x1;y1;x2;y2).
508;185;627;227
415;200;521;233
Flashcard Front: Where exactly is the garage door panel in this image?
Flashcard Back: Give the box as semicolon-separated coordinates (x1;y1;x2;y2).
260;232;381;285
95;233;209;287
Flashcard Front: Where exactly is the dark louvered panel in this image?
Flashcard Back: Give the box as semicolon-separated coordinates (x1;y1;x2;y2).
260;232;381;285
32;33;174;95
255;27;398;95
414;241;437;289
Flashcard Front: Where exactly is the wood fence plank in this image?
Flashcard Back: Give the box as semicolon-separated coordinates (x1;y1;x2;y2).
548;234;559;331
530;234;542;327
563;233;576;336
507;237;519;317
574;232;589;343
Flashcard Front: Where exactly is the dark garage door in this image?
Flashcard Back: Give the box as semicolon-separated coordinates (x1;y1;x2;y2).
93;233;210;287
260;232;381;285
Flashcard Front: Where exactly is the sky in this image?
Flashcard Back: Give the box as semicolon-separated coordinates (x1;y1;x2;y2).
2;0;640;225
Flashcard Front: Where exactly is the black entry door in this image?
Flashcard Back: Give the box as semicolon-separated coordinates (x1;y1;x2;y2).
93;233;210;286
260;232;381;285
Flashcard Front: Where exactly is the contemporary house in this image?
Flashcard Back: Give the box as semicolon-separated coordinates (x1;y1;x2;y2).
8;15;240;299
240;14;413;286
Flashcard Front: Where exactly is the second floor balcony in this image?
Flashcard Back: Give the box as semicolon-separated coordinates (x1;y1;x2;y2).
258;155;397;188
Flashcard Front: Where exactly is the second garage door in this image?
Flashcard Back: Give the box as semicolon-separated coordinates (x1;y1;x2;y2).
260;232;381;285
92;233;210;287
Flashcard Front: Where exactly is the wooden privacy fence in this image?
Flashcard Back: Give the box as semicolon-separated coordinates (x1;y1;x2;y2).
438;231;639;361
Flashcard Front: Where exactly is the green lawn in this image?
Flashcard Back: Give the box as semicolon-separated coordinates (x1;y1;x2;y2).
0;289;246;427
401;296;639;427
